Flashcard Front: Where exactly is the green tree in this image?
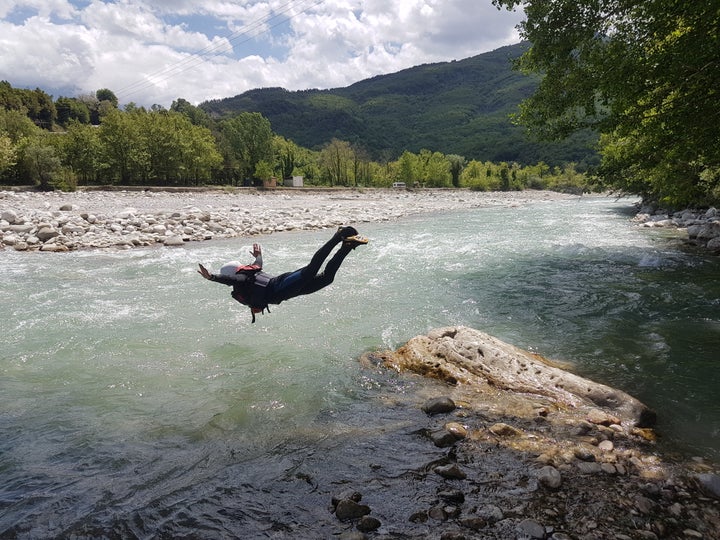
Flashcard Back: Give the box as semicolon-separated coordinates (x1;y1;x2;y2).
418;149;451;187
460;159;483;188
170;98;212;127
446;154;466;187
98;109;222;185
528;161;550;189
78;89;118;125
499;163;510;191
351;144;372;186
0;83;56;129
0;109;39;184
55;97;91;126
493;0;720;207
78;93;101;125
96;88;119;108
0;134;17;175
136;110;181;183
219;112;274;183
24;88;57;128
396;151;418;185
0;108;38;142
97;108;145;183
182;121;223;184
21;139;62;189
320;139;352;186
545;162;588;194
0;80;24;110
61;120;100;184
273;135;299;179
254;160;274;183
298;155;320;185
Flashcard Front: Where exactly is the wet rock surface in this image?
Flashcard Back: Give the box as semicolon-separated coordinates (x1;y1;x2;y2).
633;204;720;253
377;326;657;428
345;326;720;539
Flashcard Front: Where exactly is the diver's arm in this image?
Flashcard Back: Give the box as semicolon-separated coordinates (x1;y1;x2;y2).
197;264;251;285
250;243;263;268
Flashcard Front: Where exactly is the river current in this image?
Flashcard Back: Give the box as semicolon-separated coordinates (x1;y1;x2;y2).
1;195;718;537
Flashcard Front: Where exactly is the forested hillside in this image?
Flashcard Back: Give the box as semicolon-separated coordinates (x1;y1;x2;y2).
200;43;598;169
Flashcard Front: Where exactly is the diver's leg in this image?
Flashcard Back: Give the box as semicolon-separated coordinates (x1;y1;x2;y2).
270;227;358;301
298;244;354;295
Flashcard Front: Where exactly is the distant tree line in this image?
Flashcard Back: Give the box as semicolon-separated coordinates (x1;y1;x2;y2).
0;81;591;193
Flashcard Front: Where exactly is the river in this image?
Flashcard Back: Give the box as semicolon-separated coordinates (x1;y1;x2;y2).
1;195;718;537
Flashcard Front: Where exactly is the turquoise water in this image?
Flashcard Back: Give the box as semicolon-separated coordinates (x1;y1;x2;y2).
1;195;719;536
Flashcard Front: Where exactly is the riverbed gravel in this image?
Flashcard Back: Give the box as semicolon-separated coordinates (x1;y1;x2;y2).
0;187;574;252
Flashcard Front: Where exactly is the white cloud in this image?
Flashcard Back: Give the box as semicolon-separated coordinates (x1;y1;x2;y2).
0;0;77;19
0;0;524;107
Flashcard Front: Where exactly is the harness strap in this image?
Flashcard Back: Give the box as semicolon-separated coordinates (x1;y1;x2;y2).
249;272;271;323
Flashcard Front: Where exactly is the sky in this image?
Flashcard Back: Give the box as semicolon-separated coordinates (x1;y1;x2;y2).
0;0;525;108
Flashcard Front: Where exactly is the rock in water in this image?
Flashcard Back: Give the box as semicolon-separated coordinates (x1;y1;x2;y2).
537;465;562;489
434;464;467;480
374;326;656;428
421;396;456;415
335;499;371;521
695;473;720;499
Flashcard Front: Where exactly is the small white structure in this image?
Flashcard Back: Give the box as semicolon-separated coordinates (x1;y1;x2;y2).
284;176;304;187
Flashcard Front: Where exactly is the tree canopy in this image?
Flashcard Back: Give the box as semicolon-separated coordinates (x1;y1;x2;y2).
493;0;720;208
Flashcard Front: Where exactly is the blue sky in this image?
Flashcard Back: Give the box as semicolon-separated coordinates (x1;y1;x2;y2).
0;0;525;108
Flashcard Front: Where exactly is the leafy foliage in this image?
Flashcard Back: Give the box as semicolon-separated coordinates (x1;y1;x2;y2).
219;112;274;184
0;133;17;174
0;81;56;128
21;139;62;190
55;97;91;127
493;0;720;208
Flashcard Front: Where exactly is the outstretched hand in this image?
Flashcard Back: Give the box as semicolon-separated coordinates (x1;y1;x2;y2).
197;263;212;280
250;243;262;257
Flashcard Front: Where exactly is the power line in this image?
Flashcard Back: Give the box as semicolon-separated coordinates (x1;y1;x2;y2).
117;0;323;102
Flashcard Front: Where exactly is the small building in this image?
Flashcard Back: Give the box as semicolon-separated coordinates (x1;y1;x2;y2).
263;177;277;188
284;176;304;187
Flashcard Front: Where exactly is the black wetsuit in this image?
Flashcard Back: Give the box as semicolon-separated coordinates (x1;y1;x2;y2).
210;230;354;321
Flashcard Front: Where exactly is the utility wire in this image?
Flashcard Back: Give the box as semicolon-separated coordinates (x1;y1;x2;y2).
117;0;323;102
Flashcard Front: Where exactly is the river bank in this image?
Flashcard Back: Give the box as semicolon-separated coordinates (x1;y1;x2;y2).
0;188;574;252
633;204;720;253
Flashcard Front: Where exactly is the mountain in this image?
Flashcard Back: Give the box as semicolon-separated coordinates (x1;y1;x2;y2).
199;43;598;167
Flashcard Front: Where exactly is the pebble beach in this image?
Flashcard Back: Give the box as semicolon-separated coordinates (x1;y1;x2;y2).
0;187;574;252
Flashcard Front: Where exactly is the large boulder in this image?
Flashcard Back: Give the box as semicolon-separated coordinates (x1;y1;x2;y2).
375;326;655;428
